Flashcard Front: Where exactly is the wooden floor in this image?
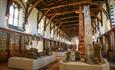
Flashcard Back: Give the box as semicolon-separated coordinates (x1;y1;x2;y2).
0;61;115;70
0;63;8;70
47;62;59;70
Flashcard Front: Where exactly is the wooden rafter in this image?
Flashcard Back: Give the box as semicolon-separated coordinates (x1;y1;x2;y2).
50;21;60;32
19;0;26;9
54;16;79;21
62;22;78;25
40;1;104;11
65;31;78;38
61;21;79;24
46;10;79;16
47;0;64;7
41;0;47;6
53;23;63;36
38;9;50;24
27;0;42;18
63;24;79;26
64;25;78;28
63;28;78;30
29;0;105;39
54;22;64;32
46;14;56;27
40;1;88;11
99;6;109;19
65;32;78;36
90;12;102;22
57;23;64;28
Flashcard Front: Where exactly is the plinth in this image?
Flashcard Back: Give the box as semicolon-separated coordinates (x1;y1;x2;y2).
60;59;109;70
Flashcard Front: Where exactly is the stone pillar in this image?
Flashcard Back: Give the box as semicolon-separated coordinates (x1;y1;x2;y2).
79;6;85;57
84;5;93;60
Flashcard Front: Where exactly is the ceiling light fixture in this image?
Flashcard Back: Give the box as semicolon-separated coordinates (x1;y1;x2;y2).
25;0;28;2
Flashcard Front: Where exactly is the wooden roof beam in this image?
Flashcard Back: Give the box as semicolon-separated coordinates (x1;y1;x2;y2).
63;24;79;26
90;12;102;22
27;0;42;18
53;16;79;21
37;9;51;25
66;33;78;36
62;21;79;24
65;26;78;28
63;28;78;30
40;1;105;11
46;10;80;17
65;31;78;37
46;14;56;27
62;22;78;25
19;0;26;9
40;1;88;11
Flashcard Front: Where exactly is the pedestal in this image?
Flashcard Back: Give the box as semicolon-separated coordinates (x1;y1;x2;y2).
8;55;55;70
60;59;109;70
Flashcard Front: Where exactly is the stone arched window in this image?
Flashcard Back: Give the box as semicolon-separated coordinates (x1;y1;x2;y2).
7;1;24;31
8;3;19;26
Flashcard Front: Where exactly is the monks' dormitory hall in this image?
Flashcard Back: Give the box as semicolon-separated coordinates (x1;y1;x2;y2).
0;0;115;70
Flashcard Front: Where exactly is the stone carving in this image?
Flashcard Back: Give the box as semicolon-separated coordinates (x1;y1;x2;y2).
64;43;105;64
94;43;102;64
65;51;80;61
17;48;40;59
65;51;71;61
75;51;80;61
43;49;50;55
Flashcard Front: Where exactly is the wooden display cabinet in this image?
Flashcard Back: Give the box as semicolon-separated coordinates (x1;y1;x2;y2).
0;28;33;62
0;30;8;62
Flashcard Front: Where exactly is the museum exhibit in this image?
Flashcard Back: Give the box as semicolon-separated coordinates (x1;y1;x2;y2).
0;0;115;70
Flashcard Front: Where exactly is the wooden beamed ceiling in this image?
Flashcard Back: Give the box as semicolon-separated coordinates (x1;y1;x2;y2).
30;0;105;39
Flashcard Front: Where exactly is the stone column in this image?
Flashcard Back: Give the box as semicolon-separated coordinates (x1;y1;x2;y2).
79;6;85;57
84;5;93;60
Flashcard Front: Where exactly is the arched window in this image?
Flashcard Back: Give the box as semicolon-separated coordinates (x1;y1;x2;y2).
7;2;24;31
8;3;19;26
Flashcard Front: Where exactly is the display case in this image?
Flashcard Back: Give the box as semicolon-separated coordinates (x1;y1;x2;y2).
0;30;8;62
0;28;33;62
9;33;20;57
